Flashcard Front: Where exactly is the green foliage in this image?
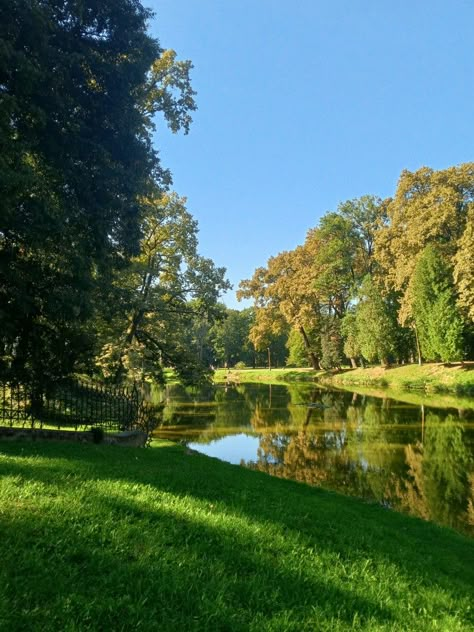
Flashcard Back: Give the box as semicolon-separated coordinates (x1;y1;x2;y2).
375;163;474;325
320;317;344;369
239;195;388;370
338;195;387;274
411;245;464;362
0;0;199;386
453;206;474;322
286;328;310;367
312;213;358;318
95;194;230;385
341;312;361;364
355;276;398;365
211;308;255;367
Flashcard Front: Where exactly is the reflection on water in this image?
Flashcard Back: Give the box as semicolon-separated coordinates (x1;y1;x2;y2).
153;382;474;536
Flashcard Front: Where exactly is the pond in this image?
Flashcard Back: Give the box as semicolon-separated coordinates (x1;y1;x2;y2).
153;382;474;537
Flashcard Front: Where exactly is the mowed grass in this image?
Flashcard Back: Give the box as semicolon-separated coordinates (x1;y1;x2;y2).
322;363;474;395
215;363;474;395
0;440;473;631
214;367;322;384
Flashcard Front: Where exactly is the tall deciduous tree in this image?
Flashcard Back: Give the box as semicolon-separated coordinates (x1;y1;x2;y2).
338;195;387;276
0;0;197;385
453;206;474;323
238;244;322;369
340;312;362;368
95;193;230;385
286;328;311;367
375;164;474;323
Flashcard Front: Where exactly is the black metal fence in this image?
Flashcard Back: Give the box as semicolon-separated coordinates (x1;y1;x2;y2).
0;379;160;436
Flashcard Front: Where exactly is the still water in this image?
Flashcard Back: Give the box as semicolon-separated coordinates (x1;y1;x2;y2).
153;382;474;537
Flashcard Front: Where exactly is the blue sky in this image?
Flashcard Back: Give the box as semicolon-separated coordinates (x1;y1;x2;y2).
147;1;474;308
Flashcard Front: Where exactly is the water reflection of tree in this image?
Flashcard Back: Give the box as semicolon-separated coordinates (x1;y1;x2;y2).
161;383;254;429
248;428;372;496
159;383;474;533
237;384;292;429
212;386;253;428
246;395;474;535
394;414;474;534
161;384;216;427
247;387;370;496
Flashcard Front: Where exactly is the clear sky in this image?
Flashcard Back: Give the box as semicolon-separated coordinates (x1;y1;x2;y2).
147;0;474;309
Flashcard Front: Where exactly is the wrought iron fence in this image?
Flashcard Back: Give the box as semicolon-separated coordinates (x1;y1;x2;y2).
0;379;160;436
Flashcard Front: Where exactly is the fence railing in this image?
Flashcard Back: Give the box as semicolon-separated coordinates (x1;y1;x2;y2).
0;379;160;437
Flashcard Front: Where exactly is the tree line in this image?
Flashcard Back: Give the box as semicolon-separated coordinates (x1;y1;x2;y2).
238;165;474;369
2;3;473;387
0;0;229;390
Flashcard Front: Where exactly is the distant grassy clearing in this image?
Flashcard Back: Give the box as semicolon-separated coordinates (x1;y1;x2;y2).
0;439;472;631
214;367;323;384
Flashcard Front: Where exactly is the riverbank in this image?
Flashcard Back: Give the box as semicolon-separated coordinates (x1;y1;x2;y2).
321;362;474;395
0;439;472;631
214;367;323;384
215;363;474;395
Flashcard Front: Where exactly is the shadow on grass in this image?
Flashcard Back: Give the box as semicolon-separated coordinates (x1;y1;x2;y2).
1;484;398;630
0;441;473;630
275;371;318;382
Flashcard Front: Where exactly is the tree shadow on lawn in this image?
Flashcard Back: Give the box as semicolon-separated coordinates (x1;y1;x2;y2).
0;441;473;629
0;481;395;630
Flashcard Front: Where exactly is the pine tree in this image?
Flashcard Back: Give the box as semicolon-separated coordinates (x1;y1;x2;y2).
411;245;464;362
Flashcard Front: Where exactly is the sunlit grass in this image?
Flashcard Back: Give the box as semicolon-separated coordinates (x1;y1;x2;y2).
214;367;323;384
325;363;474;396
0;439;473;631
213;364;474;396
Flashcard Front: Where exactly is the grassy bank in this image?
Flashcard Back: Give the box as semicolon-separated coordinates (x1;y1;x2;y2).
321;363;474;395
214;363;474;395
214;367;322;384
0;440;473;631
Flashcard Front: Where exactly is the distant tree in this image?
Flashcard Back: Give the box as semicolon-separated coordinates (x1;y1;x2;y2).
340;312;362;368
211;308;255;367
338;195;387;275
355;276;398;366
453;206;474;323
286;328;310;367
375;164;474;324
311;214;358;319
238;245;321;369
320;317;344;370
411;245;464;362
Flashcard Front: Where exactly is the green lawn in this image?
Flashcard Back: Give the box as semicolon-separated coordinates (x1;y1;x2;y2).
323;363;474;395
0;439;473;631
214;367;323;384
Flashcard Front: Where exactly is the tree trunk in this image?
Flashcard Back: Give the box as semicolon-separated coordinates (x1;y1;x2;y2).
413;325;422;365
299;326;320;370
350;357;357;369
